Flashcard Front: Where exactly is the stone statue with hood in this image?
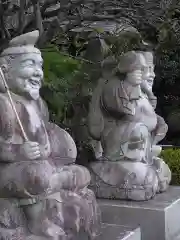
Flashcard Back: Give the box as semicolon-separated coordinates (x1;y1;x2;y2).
88;50;171;201
0;30;101;240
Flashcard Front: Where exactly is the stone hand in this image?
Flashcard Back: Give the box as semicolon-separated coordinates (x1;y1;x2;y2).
151;145;162;157
20;141;41;160
149;97;157;109
141;80;152;95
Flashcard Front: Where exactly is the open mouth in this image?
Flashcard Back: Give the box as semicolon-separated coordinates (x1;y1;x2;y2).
30;79;41;87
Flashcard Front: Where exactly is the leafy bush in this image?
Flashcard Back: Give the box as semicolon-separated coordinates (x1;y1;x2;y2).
41;45;98;165
160;148;180;185
41;45;95;151
41;45;82;125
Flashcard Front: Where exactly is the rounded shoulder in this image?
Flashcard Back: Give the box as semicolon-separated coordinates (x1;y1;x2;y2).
47;122;77;161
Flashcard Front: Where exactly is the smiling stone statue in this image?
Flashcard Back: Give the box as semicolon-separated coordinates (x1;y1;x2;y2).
88;50;171;201
0;31;100;240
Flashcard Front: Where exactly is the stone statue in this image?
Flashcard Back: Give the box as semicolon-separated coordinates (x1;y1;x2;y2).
88;50;171;201
0;30;101;240
139;50;171;192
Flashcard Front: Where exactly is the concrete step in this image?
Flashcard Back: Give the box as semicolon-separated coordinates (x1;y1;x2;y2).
173;232;180;240
97;224;141;240
174;236;180;240
98;186;180;240
75;224;141;240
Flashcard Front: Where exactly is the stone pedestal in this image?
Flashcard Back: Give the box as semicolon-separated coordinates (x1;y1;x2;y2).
75;224;141;240
98;186;180;240
98;224;141;240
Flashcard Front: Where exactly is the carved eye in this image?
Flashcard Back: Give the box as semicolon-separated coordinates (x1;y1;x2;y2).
21;60;34;67
142;66;148;72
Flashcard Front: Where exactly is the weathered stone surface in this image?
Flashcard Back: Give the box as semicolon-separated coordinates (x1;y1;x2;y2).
98;186;180;240
97;224;141;240
87;48;171;201
74;224;141;240
174;234;180;240
0;30;101;239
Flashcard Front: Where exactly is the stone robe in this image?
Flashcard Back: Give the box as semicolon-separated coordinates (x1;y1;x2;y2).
88;77;171;200
0;92;101;239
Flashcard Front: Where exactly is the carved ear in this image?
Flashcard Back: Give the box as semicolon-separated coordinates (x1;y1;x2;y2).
1;64;8;73
0;65;8;93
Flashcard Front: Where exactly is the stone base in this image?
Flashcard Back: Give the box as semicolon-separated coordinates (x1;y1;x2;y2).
89;160;171;201
175;235;180;240
98;186;180;240
75;224;141;240
27;236;48;240
98;224;141;240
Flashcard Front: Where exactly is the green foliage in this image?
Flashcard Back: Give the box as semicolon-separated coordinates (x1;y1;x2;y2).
156;13;180;89
41;45;82;125
41;45;94;134
160;148;180;185
106;31;142;58
153;5;180;133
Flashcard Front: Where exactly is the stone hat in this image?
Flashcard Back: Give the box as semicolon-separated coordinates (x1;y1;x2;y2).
1;30;40;57
118;51;146;73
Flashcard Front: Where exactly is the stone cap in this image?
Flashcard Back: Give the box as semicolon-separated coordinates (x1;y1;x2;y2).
118;51;146;73
1;30;41;56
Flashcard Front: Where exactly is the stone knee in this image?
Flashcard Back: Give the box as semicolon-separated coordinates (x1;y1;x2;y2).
23;161;55;196
0;161;53;197
61;165;91;190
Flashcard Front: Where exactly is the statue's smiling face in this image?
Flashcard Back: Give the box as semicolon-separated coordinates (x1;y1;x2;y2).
142;52;155;90
8;52;43;100
123;53;147;86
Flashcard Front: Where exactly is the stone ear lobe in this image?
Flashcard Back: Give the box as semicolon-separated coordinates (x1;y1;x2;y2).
1;64;8;73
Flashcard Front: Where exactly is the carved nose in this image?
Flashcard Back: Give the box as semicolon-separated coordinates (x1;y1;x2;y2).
150;71;155;78
34;68;43;78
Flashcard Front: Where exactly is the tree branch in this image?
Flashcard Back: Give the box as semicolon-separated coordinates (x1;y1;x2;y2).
33;0;44;34
0;2;11;40
42;0;84;18
18;0;26;34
